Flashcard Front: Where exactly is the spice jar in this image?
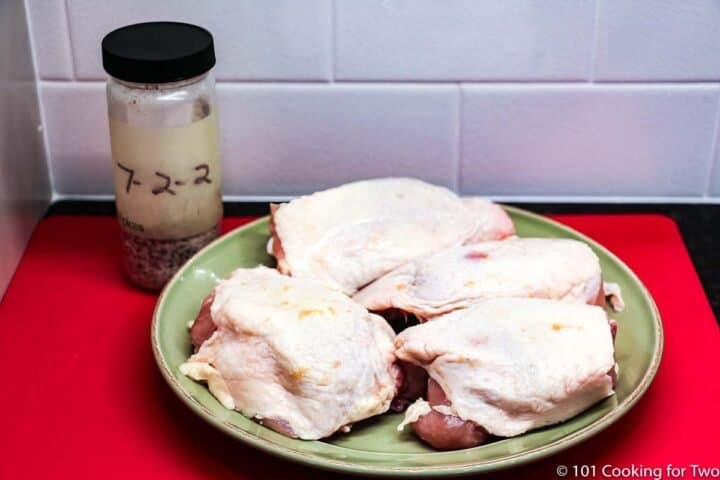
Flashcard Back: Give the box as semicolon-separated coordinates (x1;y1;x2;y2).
102;22;222;290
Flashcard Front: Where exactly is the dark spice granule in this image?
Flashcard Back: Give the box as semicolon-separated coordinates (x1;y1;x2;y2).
120;224;219;291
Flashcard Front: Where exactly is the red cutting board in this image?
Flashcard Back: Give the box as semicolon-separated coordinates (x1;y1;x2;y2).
0;214;717;479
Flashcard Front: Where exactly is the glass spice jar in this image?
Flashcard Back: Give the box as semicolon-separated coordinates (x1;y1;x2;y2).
102;22;222;291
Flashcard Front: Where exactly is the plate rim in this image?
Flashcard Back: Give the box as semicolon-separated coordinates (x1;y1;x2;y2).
151;207;664;477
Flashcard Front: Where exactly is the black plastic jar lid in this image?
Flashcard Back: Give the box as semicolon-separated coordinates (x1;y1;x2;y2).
102;22;215;84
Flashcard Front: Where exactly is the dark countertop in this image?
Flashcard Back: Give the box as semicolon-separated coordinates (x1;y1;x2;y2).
47;201;719;322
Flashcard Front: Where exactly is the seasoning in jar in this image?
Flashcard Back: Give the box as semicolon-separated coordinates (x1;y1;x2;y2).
102;22;222;290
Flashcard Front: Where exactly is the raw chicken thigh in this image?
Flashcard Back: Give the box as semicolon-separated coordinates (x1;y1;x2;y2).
181;266;398;440
396;298;617;450
354;238;620;321
269;178;514;295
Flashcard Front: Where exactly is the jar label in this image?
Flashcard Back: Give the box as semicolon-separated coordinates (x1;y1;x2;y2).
109;111;222;239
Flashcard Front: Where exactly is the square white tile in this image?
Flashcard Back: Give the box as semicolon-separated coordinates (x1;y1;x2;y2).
217;84;459;196
335;0;594;81
66;0;332;81
40;82;112;195
25;0;74;79
41;82;459;197
461;85;719;197
595;0;720;81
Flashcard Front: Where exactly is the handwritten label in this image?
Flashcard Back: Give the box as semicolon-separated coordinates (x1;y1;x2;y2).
116;163;214;196
109;110;222;239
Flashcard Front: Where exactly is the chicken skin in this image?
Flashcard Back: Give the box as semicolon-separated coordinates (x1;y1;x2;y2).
268;178;514;295
396;298;617;449
181;266;398;440
355;237;622;321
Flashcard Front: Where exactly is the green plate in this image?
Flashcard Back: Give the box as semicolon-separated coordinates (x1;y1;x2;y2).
152;207;663;477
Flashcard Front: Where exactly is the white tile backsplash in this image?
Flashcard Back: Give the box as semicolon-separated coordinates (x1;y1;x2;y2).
460;85;718;196
1;1;52;298
24;1;720;201
595;0;720;81
65;0;332;81
710;137;720;196
218;84;459;195
25;0;74;80
335;0;595;81
41;82;111;195
43;82;458;196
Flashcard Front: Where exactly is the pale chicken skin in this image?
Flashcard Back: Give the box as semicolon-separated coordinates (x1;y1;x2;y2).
354;237;619;321
268;178;514;295
180;266;398;440
396;298;617;449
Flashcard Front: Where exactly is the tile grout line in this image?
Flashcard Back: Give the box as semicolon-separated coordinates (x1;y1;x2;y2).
36;78;720;88
455;84;463;194
39;78;720;90
23;0;58;202
62;0;77;81
330;0;336;83
588;0;602;83
52;192;720;204
702;88;720;197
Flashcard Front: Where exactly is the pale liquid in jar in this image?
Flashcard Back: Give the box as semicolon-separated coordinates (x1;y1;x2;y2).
109;109;222;290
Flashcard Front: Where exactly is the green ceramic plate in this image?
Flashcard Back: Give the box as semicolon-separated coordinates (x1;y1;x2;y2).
152;207;663;477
